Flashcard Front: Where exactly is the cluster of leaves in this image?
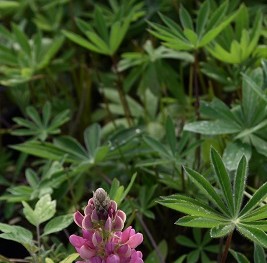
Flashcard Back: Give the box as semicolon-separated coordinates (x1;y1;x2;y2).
1;0;267;262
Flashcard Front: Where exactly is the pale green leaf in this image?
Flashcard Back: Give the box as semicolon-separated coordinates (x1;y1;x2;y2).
210;223;235;238
43;214;73;236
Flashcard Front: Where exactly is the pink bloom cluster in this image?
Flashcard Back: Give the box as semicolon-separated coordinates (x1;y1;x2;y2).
69;188;143;263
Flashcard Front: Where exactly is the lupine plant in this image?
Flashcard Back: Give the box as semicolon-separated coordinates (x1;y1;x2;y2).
2;0;267;262
158;147;267;262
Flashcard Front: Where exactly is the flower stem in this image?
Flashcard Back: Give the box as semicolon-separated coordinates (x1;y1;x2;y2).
221;231;233;263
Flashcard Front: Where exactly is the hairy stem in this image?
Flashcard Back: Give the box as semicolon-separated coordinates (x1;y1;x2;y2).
221;231;233;263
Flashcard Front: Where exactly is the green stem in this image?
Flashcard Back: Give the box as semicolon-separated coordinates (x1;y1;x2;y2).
221;231;233;263
193;51;201;169
111;56;133;126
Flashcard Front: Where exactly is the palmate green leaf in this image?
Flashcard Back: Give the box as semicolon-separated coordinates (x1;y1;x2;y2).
210;223;235;238
179;5;193;30
241;205;267;222
158;194;224;220
184;167;229;215
237;224;267;248
84;123;101;158
12;24;31;57
176;216;222;228
0;1;19;9
94;6;109;42
62;30;105;54
196;0;210;37
85;31;110;55
0;223;36;253
38;36;64;69
241;222;267;232
254;243;266;263
11;141;76;162
210;148;234;215
166;117;176;155
230;249;250;263
240;182;267;217
158;13;186;41
250;134;267;158
234;156;248;214
184;120;240;135
53;136;88;160
199;4;241;47
42;214;73;236
143;135;170;157
183;29;198;46
22;195;56;226
176;235;197;248
223;141;251;171
242;73;267;103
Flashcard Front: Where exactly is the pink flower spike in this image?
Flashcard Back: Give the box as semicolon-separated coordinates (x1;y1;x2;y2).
128;233;143;248
74;211;84;228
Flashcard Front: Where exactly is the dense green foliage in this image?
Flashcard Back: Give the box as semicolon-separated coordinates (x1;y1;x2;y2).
1;0;267;262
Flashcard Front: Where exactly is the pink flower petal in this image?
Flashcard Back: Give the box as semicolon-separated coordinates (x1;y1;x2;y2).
106;254;120;263
116;210;126;223
69;235;86;248
105;217;112;232
113;215;124;231
105;241;115;254
117;244;131;258
127;233;143;248
79;245;96;259
82;214;93;230
121;226;132;243
74;211;84;228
